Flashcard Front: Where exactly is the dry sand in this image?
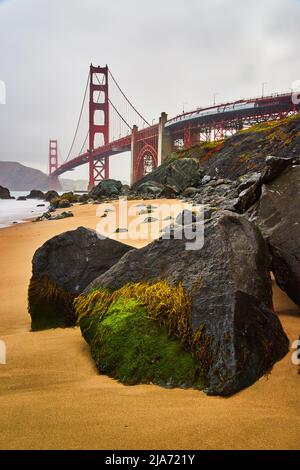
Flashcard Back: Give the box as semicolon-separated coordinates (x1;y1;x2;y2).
0;200;299;450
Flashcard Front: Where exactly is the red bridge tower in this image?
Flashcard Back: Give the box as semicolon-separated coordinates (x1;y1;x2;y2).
49;139;58;175
89;64;109;188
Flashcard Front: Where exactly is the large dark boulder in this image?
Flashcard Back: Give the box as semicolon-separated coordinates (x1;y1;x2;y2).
0;185;12;199
250;164;300;308
57;198;71;209
44;190;59;202
234;181;262;213
136;181;164;196
133;158;201;194
60;192;79;203
261;155;300;184
84;213;288;396
28;227;133;331
90;179;123;199
26;189;45;200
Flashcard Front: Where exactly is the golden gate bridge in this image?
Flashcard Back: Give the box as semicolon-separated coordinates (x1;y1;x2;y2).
48;64;300;190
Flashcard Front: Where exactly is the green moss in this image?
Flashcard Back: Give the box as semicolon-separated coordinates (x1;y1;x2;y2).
199;140;225;151
239;153;252;163
75;281;214;389
239;113;300;135
162;152;179;165
173;141;225;162
75;281;193;344
80;296;205;389
61;192;78;203
28;276;77;331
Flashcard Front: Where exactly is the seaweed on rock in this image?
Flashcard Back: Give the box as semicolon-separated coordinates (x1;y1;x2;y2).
28;276;77;331
74;281;210;389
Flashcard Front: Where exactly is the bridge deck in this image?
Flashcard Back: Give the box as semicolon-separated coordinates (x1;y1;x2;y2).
50;92;299;180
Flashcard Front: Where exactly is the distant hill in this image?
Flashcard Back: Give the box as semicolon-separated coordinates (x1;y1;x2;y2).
60;178;89;192
0;161;49;191
0;161;89;192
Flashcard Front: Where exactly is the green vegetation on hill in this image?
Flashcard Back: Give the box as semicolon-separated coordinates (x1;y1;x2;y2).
240;112;300;134
165;114;300;179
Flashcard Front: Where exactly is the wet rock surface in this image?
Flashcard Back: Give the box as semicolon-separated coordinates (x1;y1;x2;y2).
249;164;300;308
26;189;45;200
28;227;133;330
0;186;13;199
133;157;201;195
85;213;289;396
90;179;123;199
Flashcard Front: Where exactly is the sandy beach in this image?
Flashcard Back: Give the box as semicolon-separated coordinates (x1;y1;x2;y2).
0;200;299;450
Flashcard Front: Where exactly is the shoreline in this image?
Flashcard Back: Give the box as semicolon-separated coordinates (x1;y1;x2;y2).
0;197;50;229
0;200;299;450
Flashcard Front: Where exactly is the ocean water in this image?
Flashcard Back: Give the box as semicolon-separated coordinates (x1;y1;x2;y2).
0;192;50;229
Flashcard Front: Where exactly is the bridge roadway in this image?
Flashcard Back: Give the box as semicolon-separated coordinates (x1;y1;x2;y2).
50;91;299;184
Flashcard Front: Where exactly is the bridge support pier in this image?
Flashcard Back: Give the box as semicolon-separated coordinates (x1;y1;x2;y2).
130;113;171;186
89;155;109;190
158;112;172;165
48;176;61;191
130;125;138;186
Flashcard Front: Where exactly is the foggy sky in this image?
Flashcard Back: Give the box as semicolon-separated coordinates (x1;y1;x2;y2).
0;0;300;182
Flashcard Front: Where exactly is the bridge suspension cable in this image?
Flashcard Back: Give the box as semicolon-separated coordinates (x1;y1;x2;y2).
78;129;89;156
62;65;152;164
64;71;90;163
108;68;151;127
77;69;107;156
94;73;132;131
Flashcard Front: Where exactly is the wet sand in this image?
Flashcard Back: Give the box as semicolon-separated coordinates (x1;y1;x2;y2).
0;200;299;450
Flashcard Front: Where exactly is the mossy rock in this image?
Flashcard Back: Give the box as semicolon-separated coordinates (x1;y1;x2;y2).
28;227;133;331
61;192;79;203
79;296;205;389
29;276;76;331
80;214;289;396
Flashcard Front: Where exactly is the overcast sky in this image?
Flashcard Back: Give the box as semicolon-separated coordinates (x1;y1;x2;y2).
0;0;300;182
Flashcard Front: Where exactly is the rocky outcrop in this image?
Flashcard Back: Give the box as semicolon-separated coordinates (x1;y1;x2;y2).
50;211;74;220
90;179;123;199
28;227;133;330
44;190;59;202
133;157;203;195
261;155;300;184
26;190;45;200
249;164;300;308
136;181;165;196
83;213;289;396
197;115;300;180
57;199;71;209
60;192;79;203
0;185;12;199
